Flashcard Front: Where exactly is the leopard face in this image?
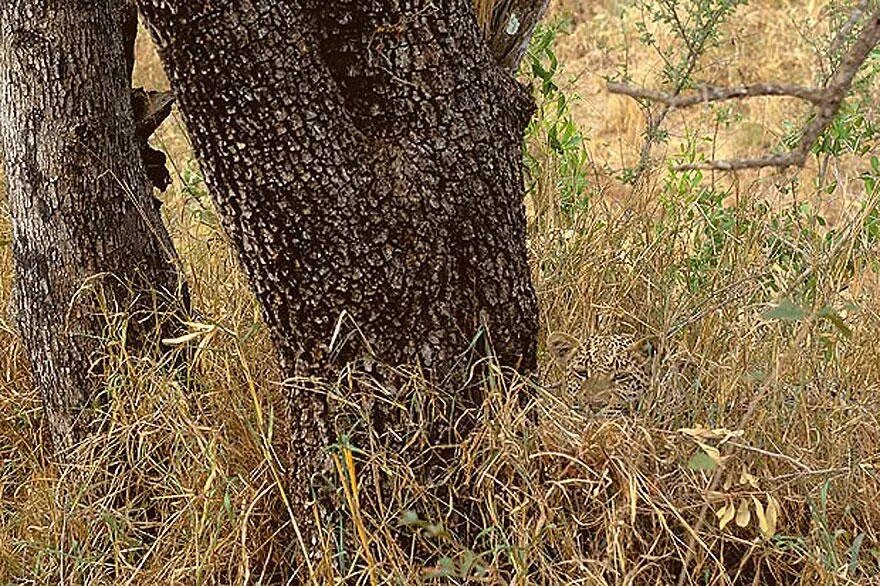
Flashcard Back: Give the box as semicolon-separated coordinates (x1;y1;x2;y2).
546;331;653;415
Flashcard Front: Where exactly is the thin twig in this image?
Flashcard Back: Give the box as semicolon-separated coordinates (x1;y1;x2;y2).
610;8;880;172
828;0;871;60
628;5;734;183
726;440;811;472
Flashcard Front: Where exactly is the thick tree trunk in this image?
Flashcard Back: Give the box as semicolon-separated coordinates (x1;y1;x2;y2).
0;0;182;453
136;0;538;377
135;0;540;568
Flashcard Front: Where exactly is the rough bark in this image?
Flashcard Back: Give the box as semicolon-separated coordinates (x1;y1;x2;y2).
135;0;540;569
0;0;182;453
137;0;538;369
477;0;552;71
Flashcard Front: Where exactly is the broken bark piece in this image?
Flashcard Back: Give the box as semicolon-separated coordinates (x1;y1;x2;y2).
131;87;174;191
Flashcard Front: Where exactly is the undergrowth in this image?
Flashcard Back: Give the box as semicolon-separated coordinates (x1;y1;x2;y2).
2;1;880;584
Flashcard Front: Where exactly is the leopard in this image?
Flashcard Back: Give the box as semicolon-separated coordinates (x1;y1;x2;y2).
546;331;655;416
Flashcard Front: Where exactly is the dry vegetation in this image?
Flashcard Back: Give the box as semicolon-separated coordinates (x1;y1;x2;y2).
2;1;880;584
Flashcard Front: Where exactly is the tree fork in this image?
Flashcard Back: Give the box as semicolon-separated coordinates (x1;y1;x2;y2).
476;0;552;71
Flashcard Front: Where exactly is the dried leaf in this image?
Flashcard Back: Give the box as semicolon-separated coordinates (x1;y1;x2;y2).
628;474;637;525
182;321;216;332
723;471;734;491
739;470;760;489
679;427;745;442
735;498;751;528
753;495;777;538
716;502;735;530
162;331;202;346
197;328;217;352
765;495;780;536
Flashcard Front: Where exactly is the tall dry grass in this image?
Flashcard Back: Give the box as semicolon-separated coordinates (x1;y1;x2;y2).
2;0;880;584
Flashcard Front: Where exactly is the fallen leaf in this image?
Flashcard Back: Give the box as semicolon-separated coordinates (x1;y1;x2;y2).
716;502;735;530
753;495;777;538
735;498;751;528
739;470;759;489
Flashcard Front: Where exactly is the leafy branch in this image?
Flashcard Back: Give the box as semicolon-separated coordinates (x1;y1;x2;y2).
610;8;880;172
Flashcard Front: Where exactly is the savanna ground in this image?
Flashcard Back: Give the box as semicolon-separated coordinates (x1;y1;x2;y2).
2;1;880;584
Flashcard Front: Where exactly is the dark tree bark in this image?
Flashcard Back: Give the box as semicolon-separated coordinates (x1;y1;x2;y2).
135;0;541;568
136;0;539;375
0;0;183;452
479;0;552;71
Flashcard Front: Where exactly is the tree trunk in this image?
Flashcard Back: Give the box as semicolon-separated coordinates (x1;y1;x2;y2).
136;0;538;376
477;0;552;71
0;0;182;453
135;0;540;568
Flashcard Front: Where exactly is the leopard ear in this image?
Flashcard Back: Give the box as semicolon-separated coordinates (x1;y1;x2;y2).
547;332;580;366
629;336;659;362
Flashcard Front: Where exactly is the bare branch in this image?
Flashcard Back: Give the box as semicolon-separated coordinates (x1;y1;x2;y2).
609;8;880;172
627;4;737;185
607;82;825;107
675;152;806;172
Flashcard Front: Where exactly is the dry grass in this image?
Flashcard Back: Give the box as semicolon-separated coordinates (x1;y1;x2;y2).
2;1;880;584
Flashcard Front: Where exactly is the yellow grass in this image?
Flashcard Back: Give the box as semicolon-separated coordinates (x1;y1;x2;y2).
2;1;880;583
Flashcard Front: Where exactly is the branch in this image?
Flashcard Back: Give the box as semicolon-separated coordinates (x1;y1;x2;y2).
131;89;175;191
828;0;870;60
608;8;880;172
607;82;826;107
121;1;138;84
131;89;174;139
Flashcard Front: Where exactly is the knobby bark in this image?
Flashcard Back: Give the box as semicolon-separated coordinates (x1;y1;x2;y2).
135;0;541;568
0;0;182;452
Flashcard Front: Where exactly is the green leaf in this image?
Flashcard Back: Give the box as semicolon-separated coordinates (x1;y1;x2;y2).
430;557;456;577
399;510;420;527
817;306;853;338
763;299;807;322
849;533;865;577
531;61;548;82
460;550;479;577
688;449;718;471
223;488;233;517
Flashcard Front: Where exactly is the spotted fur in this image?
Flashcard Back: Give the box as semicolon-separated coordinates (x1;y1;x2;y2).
547;331;653;415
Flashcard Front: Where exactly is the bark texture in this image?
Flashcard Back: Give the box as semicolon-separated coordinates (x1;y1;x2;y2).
135;0;540;569
137;0;538;370
137;4;538;379
0;0;182;452
478;0;552;71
